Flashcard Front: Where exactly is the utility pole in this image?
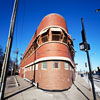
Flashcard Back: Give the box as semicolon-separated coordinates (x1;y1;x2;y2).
20;54;23;61
13;48;19;75
0;0;18;100
79;18;96;100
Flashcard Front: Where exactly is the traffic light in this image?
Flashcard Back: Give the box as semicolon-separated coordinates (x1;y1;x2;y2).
85;62;87;67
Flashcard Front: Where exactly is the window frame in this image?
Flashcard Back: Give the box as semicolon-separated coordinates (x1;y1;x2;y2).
41;30;49;43
64;62;69;70
42;62;47;70
52;61;60;69
52;31;61;41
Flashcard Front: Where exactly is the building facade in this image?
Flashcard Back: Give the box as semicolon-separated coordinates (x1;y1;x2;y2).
19;13;76;91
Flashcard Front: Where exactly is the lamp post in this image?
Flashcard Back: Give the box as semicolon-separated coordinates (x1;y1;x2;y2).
79;18;96;100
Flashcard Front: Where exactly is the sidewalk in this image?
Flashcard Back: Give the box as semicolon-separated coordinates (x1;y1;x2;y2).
82;74;100;98
4;74;100;100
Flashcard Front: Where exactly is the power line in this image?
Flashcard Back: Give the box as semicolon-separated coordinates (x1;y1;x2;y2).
20;0;26;48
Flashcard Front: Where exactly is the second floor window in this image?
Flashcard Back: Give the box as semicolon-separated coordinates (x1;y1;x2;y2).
52;31;61;41
41;32;48;43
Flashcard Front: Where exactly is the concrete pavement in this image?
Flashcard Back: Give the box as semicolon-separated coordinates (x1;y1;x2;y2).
83;74;100;98
4;74;100;100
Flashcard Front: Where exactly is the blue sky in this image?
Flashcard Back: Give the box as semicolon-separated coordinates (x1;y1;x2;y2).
0;0;100;71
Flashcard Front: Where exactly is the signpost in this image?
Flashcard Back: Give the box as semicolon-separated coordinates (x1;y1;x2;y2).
79;18;96;100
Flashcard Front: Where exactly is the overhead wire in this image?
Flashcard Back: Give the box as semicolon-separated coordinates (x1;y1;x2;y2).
19;0;26;59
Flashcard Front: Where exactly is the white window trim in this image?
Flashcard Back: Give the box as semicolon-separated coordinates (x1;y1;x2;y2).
51;27;62;32
22;56;75;69
33;65;34;70
36;64;38;70
39;28;49;35
64;62;69;70
42;62;47;70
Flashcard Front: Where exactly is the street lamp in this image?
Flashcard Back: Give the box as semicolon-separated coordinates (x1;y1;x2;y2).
95;9;100;12
79;18;97;100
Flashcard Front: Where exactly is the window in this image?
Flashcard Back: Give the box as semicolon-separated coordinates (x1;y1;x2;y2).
42;62;47;69
52;31;61;41
63;37;67;44
34;42;38;50
51;27;62;41
41;32;48;43
53;61;60;69
63;31;68;44
68;64;72;71
64;62;69;70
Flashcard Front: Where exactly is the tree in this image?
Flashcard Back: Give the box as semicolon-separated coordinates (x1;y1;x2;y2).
0;45;4;76
0;45;13;76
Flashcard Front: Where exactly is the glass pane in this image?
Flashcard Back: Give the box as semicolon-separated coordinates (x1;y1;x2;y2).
55;62;58;68
42;62;47;69
63;37;67;43
65;62;69;70
53;61;60;68
52;35;60;41
42;36;48;43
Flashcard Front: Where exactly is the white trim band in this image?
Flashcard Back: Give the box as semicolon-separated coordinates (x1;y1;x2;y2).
22;56;75;69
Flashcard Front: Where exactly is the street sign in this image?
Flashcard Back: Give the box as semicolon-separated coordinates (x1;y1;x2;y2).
79;18;96;100
79;42;90;51
85;62;87;67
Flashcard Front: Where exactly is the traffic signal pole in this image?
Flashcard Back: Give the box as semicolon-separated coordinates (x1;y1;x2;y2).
0;0;18;100
79;18;96;100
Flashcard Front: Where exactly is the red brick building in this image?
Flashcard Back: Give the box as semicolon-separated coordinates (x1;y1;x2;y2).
19;13;76;91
